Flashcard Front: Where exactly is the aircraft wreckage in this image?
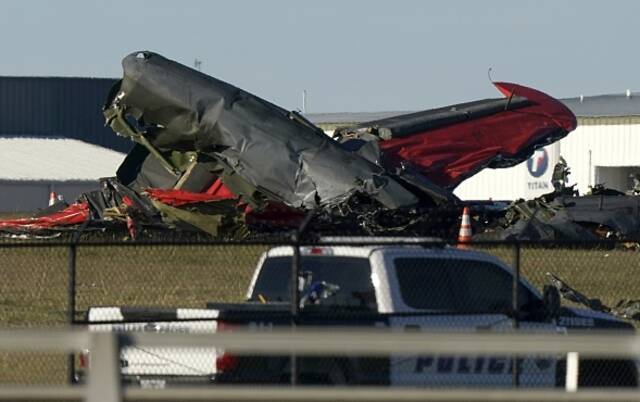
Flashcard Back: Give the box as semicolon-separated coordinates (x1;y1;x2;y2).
0;51;581;240
475;162;640;241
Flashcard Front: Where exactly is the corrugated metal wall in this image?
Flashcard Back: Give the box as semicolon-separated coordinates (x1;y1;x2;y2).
0;77;132;152
0;180;100;212
560;118;640;194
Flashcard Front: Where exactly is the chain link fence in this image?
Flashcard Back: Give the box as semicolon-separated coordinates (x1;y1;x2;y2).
0;238;638;388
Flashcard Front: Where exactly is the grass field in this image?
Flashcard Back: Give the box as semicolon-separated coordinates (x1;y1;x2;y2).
0;212;29;219
0;241;638;384
0;244;270;326
479;245;640;311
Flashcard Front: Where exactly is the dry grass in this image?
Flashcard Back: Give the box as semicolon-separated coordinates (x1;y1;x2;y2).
520;247;640;309
0;243;270;384
473;244;640;309
0;212;30;219
74;244;268;311
0;244;270;325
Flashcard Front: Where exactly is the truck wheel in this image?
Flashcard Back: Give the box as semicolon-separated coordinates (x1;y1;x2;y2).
325;362;348;385
579;359;638;387
296;359;349;385
556;358;638;388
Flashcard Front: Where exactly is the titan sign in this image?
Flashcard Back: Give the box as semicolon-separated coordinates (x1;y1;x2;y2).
527;148;549;178
525;148;551;194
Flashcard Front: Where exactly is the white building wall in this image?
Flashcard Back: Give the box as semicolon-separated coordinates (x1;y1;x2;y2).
560;118;640;194
454;142;560;201
454;119;640;200
453;162;527;201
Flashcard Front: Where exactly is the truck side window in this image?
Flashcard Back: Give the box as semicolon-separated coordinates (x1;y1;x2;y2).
395;258;533;312
394;262;458;310
251;256;377;311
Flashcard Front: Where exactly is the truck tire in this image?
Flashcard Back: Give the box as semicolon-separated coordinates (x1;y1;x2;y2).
556;358;638;388
325;361;349;385
292;358;350;385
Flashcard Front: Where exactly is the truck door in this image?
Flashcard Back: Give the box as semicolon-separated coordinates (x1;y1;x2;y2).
384;255;557;388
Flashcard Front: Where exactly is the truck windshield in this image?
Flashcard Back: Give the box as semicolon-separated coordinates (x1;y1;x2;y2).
250;256;377;311
394;257;535;312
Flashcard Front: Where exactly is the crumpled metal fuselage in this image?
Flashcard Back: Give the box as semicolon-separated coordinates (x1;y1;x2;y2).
104;51;422;211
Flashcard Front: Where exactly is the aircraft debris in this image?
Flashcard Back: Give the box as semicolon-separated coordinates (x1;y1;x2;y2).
475;159;640;241
0;51;578;240
547;273;640;321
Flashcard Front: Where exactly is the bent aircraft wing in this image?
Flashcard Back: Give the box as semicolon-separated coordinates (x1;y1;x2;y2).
334;82;577;189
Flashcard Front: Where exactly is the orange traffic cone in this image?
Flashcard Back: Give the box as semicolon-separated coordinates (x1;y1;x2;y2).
48;191;57;206
457;207;472;248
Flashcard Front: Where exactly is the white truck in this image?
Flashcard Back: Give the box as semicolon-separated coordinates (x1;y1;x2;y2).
81;244;638;388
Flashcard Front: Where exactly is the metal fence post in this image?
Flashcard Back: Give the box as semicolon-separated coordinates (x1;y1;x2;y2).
290;231;300;386
566;351;580;392
512;241;521;388
67;244;77;385
288;210;314;387
87;332;122;402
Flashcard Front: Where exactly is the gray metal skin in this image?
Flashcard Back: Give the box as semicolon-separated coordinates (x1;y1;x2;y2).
476;192;640;241
104;51;421;211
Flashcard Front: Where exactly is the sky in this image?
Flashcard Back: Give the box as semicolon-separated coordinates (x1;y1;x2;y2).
2;0;639;113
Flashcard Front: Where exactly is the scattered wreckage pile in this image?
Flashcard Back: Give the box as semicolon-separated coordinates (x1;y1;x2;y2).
475;163;640;242
0;51;586;241
548;273;640;321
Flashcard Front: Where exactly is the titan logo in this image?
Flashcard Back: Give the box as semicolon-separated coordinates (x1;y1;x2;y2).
527;149;549;178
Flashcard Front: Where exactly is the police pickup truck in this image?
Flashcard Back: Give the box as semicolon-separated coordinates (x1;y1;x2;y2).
82;244;637;388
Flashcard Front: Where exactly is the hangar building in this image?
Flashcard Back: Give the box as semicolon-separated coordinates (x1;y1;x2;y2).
1;76;638;210
309;91;640;201
0;138;125;211
0;77;126;212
